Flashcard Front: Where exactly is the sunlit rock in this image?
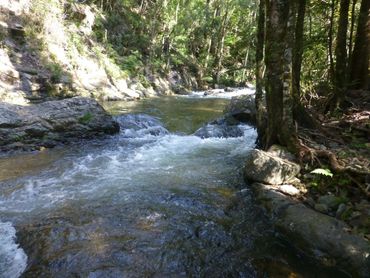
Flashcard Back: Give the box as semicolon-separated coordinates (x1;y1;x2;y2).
0;97;119;151
244;149;300;185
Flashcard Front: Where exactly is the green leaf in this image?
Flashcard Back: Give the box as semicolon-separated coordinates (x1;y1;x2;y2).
310;168;333;178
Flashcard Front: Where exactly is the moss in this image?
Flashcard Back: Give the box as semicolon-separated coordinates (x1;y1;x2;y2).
78;112;94;124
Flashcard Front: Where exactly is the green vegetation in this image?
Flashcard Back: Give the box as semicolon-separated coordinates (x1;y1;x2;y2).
46;63;64;83
310;168;334;178
80;0;257;87
78;112;94;124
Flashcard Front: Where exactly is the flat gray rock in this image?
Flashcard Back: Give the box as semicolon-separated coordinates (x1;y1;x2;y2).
0;97;119;151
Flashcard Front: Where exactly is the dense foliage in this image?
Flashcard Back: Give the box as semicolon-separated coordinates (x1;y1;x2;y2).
86;0;257;87
85;0;368;97
254;0;368;149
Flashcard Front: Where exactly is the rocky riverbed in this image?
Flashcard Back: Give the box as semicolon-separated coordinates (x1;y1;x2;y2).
0;89;369;277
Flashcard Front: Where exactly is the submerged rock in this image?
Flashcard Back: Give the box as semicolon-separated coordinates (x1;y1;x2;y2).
251;183;370;277
0;97;119;151
244;149;300;185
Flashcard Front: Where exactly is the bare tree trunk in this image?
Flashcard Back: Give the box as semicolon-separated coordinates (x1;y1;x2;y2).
348;0;358;64
255;0;266;146
204;1;216;71
215;25;226;84
241;47;250;81
328;0;337;84
292;0;307;105
215;3;234;84
333;0;350;109
349;0;370;89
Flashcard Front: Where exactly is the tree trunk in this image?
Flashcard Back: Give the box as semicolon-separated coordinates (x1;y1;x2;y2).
215;3;234;84
349;0;370;90
292;0;307;110
333;0;350;109
348;0;358;64
264;0;295;149
328;0;336;84
255;0;266;146
204;2;217;72
241;47;250;81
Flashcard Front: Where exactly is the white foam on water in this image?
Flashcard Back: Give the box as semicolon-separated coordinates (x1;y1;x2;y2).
0;222;27;278
0;115;256;214
185;87;255;99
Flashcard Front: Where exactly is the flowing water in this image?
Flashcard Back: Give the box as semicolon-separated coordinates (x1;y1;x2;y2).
0;95;349;277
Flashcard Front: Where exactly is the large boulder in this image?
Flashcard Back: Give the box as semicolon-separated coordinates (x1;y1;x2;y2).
224;94;256;125
244;149;300;185
0;97;119;151
252;183;370;277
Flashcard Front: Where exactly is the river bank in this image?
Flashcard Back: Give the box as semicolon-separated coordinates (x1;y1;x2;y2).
223;93;370;276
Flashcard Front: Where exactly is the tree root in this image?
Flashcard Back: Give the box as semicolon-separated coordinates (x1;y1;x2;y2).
295;137;370;198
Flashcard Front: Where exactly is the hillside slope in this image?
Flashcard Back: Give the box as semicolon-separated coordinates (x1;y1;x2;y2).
0;0;195;105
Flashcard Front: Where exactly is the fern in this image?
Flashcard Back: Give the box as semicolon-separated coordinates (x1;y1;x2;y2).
310;168;333;178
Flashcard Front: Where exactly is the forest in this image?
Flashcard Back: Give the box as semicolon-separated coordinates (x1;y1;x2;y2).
0;0;369;277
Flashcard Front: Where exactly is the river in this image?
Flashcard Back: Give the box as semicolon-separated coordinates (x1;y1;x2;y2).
0;94;348;277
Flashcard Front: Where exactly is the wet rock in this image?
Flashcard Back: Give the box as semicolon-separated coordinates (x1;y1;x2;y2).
244;149;301;185
194;117;245;138
0;97;119;151
203;89;223;96
317;195;342;211
172;84;191;95
251;183;370;277
115;114;169;138
224;87;235;92
224;94;256;125
314;203;329;214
